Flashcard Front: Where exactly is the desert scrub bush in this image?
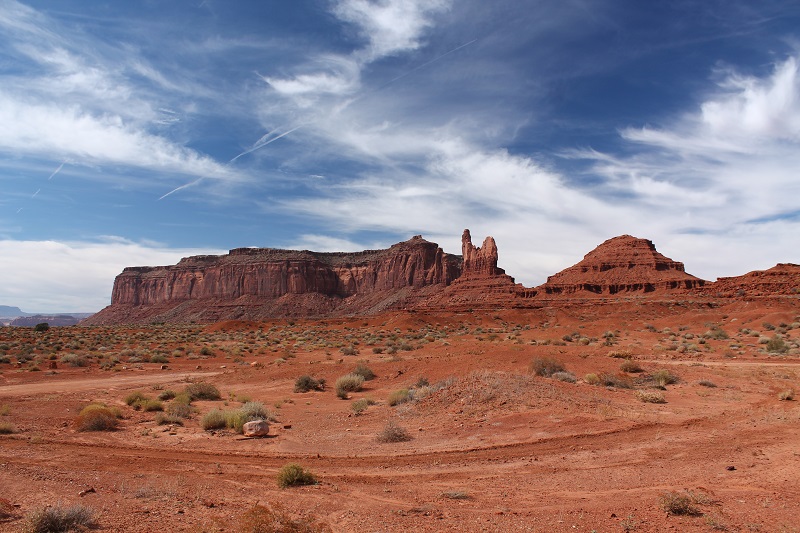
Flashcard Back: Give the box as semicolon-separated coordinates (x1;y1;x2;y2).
157;389;176;401
620;360;643;373
376;420;412;443
0;404;9;416
635;390;666;403
0;422;14;434
704;327;729;340
387;388;411;406
371;347;384;354
165;402;193;419
185;382;221;401
201;409;228;430
139;399;163;412
351;398;376;415
340;345;358;356
584;373;600;385
529;356;565;377
599;373;632;389
125;391;149;408
441;491;470;500
74;404;120;432
766;335;789;354
551;371;577;383
778;389;794;401
352;363;376;381
659;491;700;516
277;463;317;488
33;322;50;332
22;503;96;533
335;373;364;399
652;369;679;387
59;353;88;367
154;413;184;425
698;380;717;388
149;354;169;363
294;375;326;393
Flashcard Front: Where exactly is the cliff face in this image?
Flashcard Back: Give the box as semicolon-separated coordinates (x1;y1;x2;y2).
110;236;459;305
704;263;800;297
539;235;706;295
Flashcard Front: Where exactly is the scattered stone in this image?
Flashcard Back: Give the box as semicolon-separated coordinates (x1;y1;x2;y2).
79;487;96;497
242;420;269;437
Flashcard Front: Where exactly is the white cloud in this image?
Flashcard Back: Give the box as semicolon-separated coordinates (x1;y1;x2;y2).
0;238;225;312
334;0;451;60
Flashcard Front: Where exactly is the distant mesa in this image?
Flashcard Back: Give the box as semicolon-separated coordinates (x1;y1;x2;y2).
538;235;706;296
704;263;800;297
10;315;83;327
85;229;796;325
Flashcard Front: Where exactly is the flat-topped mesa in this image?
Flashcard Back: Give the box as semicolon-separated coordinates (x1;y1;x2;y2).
539;235;706;296
85;235;462;324
703;263;800;297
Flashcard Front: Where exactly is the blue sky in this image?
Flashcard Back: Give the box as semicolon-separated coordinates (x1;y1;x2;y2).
1;0;799;312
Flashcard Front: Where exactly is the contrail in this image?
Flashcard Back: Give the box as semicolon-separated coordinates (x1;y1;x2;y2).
379;39;478;90
16;207;23;214
47;160;68;180
158;177;204;201
31;188;41;198
229;124;304;163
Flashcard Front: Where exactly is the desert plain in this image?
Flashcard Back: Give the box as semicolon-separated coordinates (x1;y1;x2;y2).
1;298;799;532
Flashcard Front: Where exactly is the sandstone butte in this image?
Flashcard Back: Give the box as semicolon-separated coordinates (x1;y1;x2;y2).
84;230;800;325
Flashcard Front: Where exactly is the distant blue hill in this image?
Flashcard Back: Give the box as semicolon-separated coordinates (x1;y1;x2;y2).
0;305;28;317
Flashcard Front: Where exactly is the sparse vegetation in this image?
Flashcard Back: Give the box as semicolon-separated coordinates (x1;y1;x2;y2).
22;503;96;533
766;335;789;354
351;398;375;415
33;322;50;332
387;388;411;406
237;504;331;532
530;356;565;377
352;363;376;381
376;420;412;443
620;360;643;373
551;371;577;383
659;491;701;516
335;373;364;399
294;375;326;393
0;422;14;434
584;373;600;385
635;390;666;403
652;369;679;387
277;463;317;488
698;380;717;388
185;382;221;401
74;404;119;432
778;389;794;401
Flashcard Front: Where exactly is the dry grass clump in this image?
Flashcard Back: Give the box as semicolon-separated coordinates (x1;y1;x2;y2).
0;422;14;434
529;356;565;377
22;503;96;533
351;398;375;415
387;388;411;406
201;402;274;433
599;373;633;389
74;404;120;432
620;360;643;373
59;353;88;367
652;369;679;387
659;491;701;516
294;375;326;393
551;371;577;383
441;491;470;500
778;389;794;401
237;504;331;532
184;382;221;401
335;373;364;399
276;463;317;488
376;420;412;443
352;363;376;381
584;373;600;385
635;390;666;403
698;380;717;388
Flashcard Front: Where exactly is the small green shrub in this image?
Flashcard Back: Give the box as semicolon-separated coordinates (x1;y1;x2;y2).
139;399;163;412
352;363;376;381
766;335;789;354
59;353;88;367
584;373;600;385
185;382;221;401
294;375;326;393
351;398;375;415
165;402;193;419
387;388;411;406
22;503;96;533
335;373;364;399
157;389;176;401
33;322;50;332
200;409;228;430
530;357;565;377
125;391;148;407
277;463;317;488
154;413;184;425
376;420;412;443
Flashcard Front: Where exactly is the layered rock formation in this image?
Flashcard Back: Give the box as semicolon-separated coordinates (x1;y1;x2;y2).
704;263;800;297
539;235;706;296
87;236;460;324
